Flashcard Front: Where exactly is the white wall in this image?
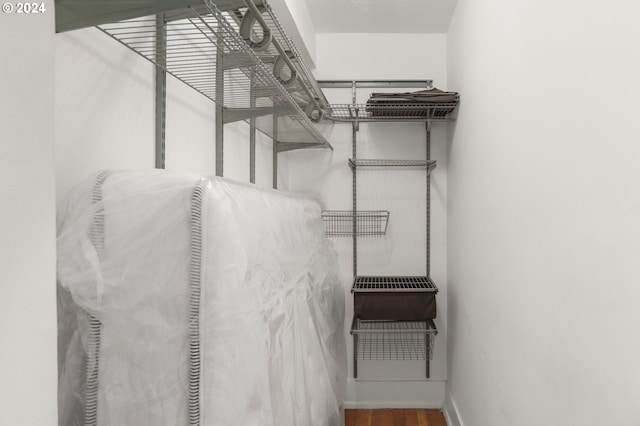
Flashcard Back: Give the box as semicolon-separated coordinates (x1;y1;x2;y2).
165;74;216;176
316;34;447;81
446;1;640;425
0;2;57;424
310;33;449;407
55;27;155;203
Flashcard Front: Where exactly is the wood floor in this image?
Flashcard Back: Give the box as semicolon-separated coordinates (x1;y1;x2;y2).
345;409;447;426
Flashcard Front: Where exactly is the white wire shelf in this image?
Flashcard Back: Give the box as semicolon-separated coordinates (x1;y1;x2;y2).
349;159;437;173
98;0;331;149
321;210;390;237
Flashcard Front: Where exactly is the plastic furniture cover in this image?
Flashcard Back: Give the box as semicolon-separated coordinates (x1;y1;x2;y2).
57;169;346;426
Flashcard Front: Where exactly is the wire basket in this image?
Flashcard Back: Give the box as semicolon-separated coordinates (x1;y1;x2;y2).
321;210;390;237
351;319;437;362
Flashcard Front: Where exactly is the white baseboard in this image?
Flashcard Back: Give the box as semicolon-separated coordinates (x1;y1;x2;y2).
343;380;445;410
443;393;463;426
343;400;442;410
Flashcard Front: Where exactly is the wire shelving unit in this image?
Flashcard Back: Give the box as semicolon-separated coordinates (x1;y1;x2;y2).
97;0;331;150
318;80;459;380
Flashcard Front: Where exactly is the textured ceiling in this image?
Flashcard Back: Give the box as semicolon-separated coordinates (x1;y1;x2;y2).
303;0;457;33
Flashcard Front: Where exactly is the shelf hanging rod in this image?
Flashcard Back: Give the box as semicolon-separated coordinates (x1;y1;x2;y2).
241;0;322;115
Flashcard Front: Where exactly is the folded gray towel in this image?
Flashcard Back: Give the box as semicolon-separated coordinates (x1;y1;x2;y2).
368;88;459;104
366;88;459;117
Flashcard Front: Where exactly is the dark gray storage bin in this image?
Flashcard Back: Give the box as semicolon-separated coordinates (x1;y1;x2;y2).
352;276;438;321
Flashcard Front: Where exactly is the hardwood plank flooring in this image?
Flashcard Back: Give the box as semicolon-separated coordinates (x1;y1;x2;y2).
345;409;446;426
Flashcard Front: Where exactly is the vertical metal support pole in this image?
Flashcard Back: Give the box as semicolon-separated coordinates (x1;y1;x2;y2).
215;34;224;177
155;14;167;169
249;71;256;183
352;81;358;278
426;120;432;379
426;120;432;277
353;324;359;379
425;329;431;379
272;114;278;189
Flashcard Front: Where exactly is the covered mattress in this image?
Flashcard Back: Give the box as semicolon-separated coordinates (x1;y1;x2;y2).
57;169;346;426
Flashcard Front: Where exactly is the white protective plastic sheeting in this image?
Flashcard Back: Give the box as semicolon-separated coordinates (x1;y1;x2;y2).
57;169;346;426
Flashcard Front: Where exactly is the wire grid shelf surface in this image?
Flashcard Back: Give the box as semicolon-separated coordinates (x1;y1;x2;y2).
321;210;389;237
98;0;329;147
352;320;436;361
349;159;436;171
352;276;438;292
325;102;458;122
